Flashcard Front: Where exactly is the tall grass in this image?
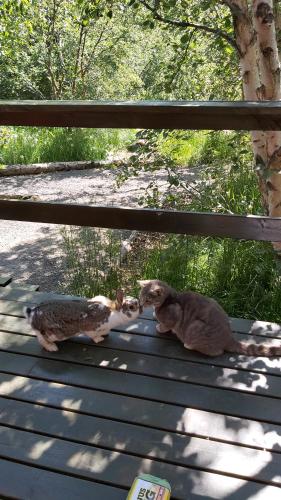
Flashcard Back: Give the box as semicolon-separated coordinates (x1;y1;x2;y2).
140;235;281;322
0;127;135;165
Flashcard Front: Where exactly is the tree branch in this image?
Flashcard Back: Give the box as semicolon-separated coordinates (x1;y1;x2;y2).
80;21;109;77
138;0;239;53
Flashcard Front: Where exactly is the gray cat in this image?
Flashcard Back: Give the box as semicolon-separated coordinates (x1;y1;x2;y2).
139;279;281;357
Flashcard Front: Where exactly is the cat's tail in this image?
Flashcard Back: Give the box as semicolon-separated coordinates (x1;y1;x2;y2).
225;339;281;357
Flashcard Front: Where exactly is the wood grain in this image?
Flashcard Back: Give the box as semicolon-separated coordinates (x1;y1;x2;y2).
1;345;281;424
2;100;281;130
1;425;279;499
1;374;280;451
0;276;12;286
2;298;281;340
1;313;281;376
1;200;281;240
0;457;126;500
1;397;280;481
1;330;281;398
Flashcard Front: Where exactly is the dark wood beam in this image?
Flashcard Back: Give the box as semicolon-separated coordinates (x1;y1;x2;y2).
0;200;281;241
2;100;281;130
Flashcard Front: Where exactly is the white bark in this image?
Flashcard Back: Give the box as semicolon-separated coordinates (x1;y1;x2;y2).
253;0;281;255
227;1;268;206
225;0;281;252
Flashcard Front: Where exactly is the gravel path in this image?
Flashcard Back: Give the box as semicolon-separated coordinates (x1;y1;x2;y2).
0;165;201;292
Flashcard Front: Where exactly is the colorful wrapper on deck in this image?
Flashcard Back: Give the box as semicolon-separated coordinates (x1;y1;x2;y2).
127;473;171;500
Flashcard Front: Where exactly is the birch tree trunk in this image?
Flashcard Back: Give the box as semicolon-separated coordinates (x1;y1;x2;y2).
225;0;281;252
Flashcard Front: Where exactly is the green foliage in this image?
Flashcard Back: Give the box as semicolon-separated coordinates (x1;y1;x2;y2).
159;130;259;215
193;163;261;216
0;0;240;101
157;130;252;168
0;127;135;164
158;131;207;165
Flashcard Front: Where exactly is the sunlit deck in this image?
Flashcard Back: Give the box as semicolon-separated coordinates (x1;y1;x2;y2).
0;285;281;499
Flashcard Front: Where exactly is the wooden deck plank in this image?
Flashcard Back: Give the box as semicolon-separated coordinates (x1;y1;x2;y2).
119;317;281;341
1;291;281;340
3;309;281;348
0;425;280;499
1;346;281;425
0;287;75;303
1;294;281;497
1;373;280;451
0;457;126;500
1;331;281;399
0;349;37;374
0;291;280;342
0;397;280;485
2;310;281;364
2;315;281;377
1;294;281;340
0;299;37;316
230;318;281;337
7;282;40;291
25;361;281;424
0;276;12;286
92;330;281;375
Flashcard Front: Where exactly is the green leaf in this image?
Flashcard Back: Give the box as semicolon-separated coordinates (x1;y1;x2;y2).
143;19;153;28
180;33;189;44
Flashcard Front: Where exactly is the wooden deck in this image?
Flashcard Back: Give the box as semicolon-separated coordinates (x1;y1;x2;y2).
0;286;281;499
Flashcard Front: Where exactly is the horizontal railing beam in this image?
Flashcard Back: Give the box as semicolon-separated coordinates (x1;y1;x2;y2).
2;100;281;130
0;200;281;241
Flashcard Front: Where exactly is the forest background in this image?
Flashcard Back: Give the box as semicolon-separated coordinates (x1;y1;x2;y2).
1;0;281;322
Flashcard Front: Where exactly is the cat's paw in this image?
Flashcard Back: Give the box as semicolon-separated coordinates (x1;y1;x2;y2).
44;342;59;352
156;324;171;334
93;336;105;344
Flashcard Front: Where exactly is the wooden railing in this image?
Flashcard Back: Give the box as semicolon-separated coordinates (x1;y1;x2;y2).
1;100;281;242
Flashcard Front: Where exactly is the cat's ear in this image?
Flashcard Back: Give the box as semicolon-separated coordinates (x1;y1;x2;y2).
137;280;151;288
115;289;124;310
